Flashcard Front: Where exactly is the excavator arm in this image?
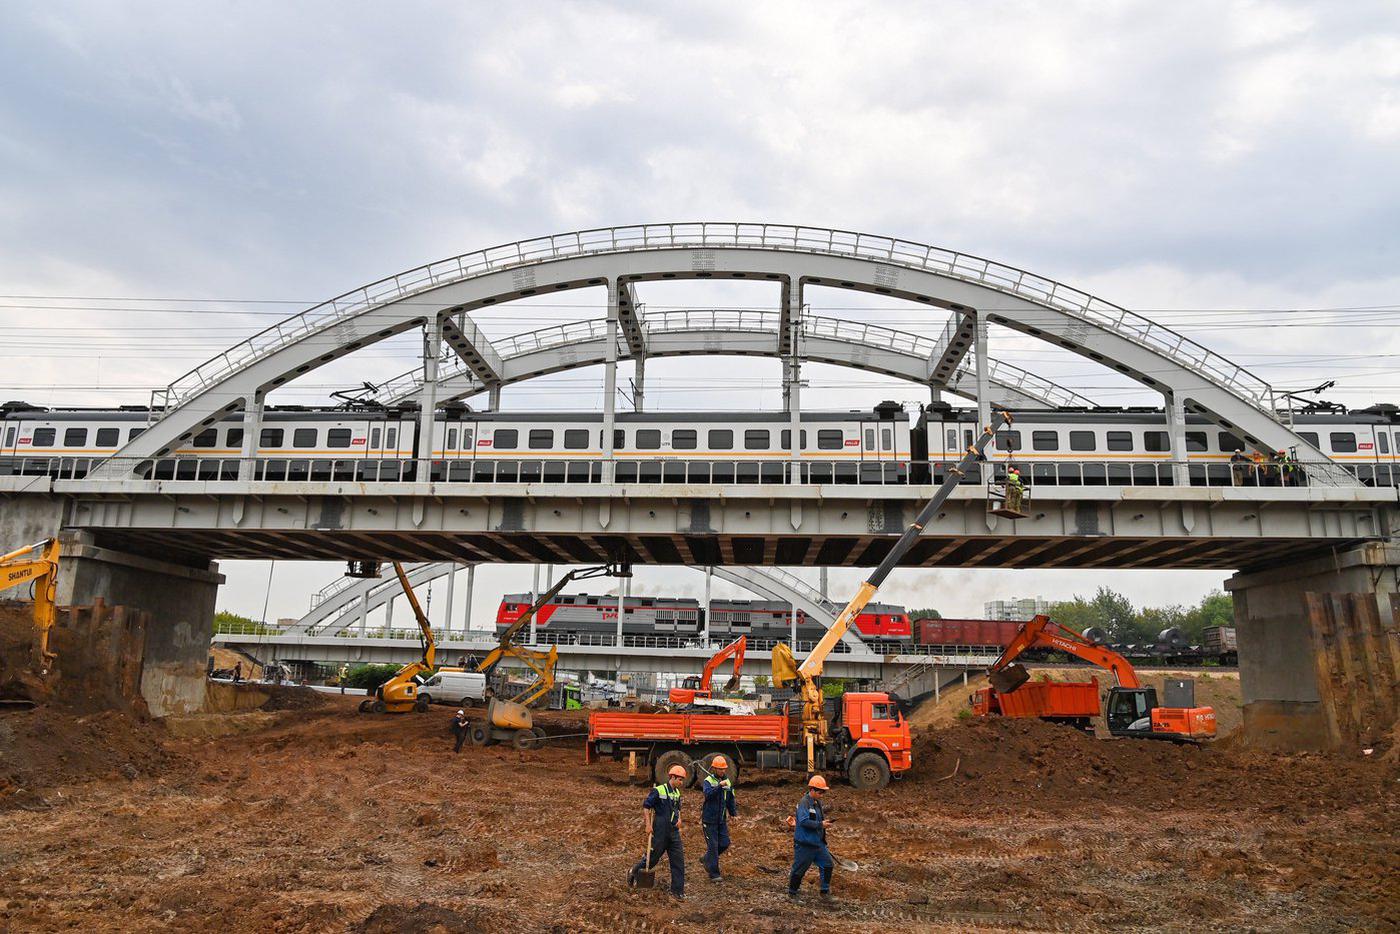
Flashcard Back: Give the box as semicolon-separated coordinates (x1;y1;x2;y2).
1;538;61;675
988;614;1141;693
668;635;746;704
773;413;1012;765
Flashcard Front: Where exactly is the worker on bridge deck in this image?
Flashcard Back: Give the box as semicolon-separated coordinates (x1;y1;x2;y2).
787;774;834;902
700;754;738;882
628;763;687;899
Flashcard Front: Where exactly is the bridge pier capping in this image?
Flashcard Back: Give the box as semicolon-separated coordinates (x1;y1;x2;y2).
1225;542;1400;752
55;531;224;717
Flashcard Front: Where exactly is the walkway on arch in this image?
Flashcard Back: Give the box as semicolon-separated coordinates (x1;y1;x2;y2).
373;308;1094;410
89;222;1340;482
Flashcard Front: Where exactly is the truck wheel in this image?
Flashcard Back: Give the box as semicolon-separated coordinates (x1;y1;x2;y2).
371;700;387;715
469;723;490;746
513;730;536;750
357;699;374;714
847;752;890;790
461;696;476;709
654;749;692;785
414;696;430;712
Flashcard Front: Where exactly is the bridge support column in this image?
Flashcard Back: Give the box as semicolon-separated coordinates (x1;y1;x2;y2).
785;289;803;484
50;532;223;717
603;282;620;483
239;391;265;480
1164;391;1189;486
417;316;443;477
633;355;646;413
1225;542;1400;751
486;383;501;411
444;562;457;638
703;567;712;645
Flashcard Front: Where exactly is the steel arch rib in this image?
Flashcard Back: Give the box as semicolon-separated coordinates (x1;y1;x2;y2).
291;561;865;650
379;309;1093;410
93;222;1333;477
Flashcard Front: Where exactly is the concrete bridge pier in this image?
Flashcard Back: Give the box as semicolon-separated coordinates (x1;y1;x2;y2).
1226;542;1399;752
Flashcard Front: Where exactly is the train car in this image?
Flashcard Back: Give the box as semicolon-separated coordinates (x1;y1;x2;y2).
496;592;912;644
915;618;1024;650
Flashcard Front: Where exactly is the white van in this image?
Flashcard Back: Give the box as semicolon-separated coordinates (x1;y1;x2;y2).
417;669;488;708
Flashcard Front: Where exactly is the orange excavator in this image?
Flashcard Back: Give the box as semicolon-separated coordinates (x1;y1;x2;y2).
972;614;1216;742
668;635;746;705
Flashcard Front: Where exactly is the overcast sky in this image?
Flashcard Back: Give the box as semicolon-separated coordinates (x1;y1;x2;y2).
2;2;1398;626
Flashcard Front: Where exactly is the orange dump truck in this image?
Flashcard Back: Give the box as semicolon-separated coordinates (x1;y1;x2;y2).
970;677;1101;730
587;691;910;789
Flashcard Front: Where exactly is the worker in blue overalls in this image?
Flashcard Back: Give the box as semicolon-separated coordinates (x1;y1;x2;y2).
700;754;738;882
787;773;834;901
628;763;688;899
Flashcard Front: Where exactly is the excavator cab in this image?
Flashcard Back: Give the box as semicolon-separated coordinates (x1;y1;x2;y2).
1105;687;1157;736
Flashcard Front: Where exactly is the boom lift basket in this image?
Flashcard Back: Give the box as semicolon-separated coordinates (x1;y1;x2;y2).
988;482;1029;519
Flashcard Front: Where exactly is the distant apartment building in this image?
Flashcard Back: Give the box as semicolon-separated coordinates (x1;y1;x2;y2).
984;597;1049;621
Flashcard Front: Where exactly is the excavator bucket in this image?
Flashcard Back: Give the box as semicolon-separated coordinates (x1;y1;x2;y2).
770;643;799;689
989;663;1031;694
722;672;741;692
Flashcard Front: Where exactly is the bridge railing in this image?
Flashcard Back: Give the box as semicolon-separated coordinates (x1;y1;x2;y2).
17;455;1387;489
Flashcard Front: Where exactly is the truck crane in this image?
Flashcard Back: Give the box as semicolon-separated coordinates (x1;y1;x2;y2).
358;561;438;714
769;412;1011;784
1;538;61;679
469;562;628;749
667;635;746;706
973;614;1217;742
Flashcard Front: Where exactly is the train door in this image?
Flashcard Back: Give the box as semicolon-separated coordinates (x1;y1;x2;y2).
364;419;402;481
859;419;895;483
1380;423;1398;487
0;417;24;475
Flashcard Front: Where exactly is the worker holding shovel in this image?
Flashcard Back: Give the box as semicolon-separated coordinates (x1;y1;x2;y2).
786;774;834;902
627;763;688;900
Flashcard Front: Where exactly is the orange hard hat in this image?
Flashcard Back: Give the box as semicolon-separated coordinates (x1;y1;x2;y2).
710;755;728;770
808;774;829;790
668;764;688;779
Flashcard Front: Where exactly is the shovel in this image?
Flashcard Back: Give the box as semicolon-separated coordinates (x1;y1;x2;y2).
632;826;656;888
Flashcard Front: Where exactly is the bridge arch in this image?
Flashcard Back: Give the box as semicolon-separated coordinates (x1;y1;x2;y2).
95;223;1331;477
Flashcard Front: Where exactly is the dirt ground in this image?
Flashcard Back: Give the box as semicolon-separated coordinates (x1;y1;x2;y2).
1;692;1396;933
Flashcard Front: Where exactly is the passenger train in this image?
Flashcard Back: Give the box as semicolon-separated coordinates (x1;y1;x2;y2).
495;592;914;644
2;399;1398;486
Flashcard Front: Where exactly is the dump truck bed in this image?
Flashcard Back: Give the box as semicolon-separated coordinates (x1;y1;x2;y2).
993;680;1100;719
588;710;789;746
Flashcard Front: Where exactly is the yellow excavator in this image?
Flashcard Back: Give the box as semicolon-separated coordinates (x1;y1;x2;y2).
358;561;437;714
1;538;62;680
469;562;628;749
772;413;1008;773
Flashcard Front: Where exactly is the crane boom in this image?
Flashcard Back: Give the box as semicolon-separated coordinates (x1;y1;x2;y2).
392;561;436;670
773;412;1012;767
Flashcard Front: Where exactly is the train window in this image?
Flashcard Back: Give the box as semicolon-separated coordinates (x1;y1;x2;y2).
865;428;875;448
387;428;398;449
995;430;1021;451
1378;433;1389;454
564;429;589;449
370;428;381;449
128;427;145;441
1106;431;1133;451
327;429;352;448
293;429;317;448
1298;431;1318;447
95;428;119;447
1143;431;1169;452
64;428;89;447
494;429;518;448
260;428;284;447
446;429;457;450
1330;432;1357;453
528;429;554;449
461;428;473;449
709;429;734;449
1186;432;1208;452
33;428;55;446
779;430;808;448
744;429;770;450
818;429;844;450
944;429;956;450
613;430;625;448
1031;430;1059;451
672;429;697;449
226;428;243;448
191;429;216;448
1218;432;1245;452
635;429;661;450
1069;430;1095;451
4;427;13;447
881;428;892;449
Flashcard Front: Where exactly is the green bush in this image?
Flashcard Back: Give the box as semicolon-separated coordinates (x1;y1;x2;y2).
344;663;402;690
956;708;972;720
